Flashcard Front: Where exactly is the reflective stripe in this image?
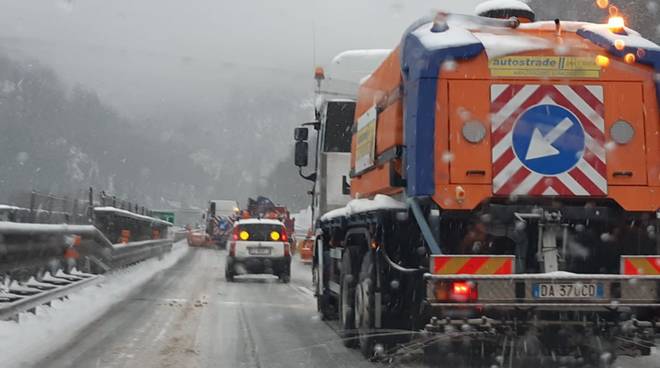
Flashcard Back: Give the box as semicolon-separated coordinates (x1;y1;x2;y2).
621;256;660;275
329;281;341;294
431;255;515;275
330;248;342;259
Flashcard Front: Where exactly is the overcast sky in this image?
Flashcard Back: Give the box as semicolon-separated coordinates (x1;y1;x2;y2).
0;0;483;121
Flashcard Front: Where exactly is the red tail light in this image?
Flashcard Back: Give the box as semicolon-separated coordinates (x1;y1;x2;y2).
232;227;239;241
229;241;236;256
450;281;477;302
434;281;478;302
281;228;288;242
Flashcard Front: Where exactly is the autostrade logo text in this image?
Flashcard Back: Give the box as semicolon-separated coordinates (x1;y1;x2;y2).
488;56;600;78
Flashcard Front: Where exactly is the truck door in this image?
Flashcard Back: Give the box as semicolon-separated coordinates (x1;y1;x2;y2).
448;80;492;184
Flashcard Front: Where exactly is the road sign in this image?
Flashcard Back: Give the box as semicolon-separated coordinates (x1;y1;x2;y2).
491;84;607;196
512;104;584;175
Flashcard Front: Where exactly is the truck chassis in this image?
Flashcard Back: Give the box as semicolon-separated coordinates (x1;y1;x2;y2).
313;200;659;367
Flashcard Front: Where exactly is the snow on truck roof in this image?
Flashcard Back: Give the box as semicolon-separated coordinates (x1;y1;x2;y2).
321;195;407;221
317;49;391;104
404;13;660;62
474;0;532;15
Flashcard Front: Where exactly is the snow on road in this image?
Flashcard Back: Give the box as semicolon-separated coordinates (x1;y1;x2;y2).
0;240;189;368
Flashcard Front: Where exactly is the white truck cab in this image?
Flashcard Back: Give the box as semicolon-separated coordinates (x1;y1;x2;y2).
294;50;391;225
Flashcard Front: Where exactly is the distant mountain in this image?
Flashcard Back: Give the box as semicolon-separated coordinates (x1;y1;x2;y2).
0;53;314;212
0;54;215;209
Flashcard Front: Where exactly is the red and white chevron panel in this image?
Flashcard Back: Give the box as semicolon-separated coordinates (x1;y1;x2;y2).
491;84;607;196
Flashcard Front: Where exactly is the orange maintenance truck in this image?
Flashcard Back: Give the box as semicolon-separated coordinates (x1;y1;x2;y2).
294;1;660;366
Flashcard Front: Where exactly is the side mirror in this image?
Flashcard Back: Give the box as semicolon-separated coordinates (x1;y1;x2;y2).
294;127;309;141
295;141;309;167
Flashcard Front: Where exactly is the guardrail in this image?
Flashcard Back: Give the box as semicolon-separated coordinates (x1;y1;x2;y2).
0;271;101;321
0;189;177;320
173;229;188;242
0;221;173;281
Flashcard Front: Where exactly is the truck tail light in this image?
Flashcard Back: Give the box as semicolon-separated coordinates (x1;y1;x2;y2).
232;227;239;241
281;229;288;242
451;281;477;301
434;281;478;302
229;241;236;256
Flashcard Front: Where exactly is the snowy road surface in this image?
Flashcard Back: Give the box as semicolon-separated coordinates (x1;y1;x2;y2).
18;247;658;368
33;248;374;368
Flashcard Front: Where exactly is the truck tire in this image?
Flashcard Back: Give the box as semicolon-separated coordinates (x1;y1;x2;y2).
313;264;332;320
279;272;290;283
225;266;234;282
340;247;360;348
355;251;379;358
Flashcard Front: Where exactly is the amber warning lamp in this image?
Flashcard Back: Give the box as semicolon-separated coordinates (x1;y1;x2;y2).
607;16;625;34
314;66;325;81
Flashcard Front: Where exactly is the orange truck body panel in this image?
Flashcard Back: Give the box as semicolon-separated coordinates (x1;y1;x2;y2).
351;27;660;213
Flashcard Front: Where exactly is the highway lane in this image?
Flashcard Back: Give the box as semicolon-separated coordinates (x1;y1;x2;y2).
36;248;375;368
34;247;658;368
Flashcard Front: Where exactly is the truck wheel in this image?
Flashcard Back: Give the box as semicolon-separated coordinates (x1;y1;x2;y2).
355;251;380;358
279;272;290;283
225;266;234;282
340;247;359;348
313;264;329;320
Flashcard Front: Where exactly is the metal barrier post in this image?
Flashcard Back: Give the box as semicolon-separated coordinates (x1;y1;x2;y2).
29;190;36;223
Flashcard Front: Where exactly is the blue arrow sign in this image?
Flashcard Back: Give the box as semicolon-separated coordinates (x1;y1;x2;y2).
512;104;585;176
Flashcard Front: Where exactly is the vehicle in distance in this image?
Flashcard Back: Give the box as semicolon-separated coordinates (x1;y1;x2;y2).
206;199;240;248
297;230;314;263
225;219;292;283
186;227;209;247
246;196;297;251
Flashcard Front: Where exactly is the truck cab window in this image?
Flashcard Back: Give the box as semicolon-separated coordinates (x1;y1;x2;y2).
323;101;355;153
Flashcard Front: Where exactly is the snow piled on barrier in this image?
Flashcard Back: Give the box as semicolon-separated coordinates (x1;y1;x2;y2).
0;240;189;368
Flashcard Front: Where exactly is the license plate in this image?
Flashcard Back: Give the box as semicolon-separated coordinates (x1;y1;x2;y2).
532;283;604;299
248;247;271;256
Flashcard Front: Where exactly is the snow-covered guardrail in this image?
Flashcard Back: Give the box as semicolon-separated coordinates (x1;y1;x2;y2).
0;221;173;281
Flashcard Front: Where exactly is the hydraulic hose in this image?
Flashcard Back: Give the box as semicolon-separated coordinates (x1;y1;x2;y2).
407;197;442;255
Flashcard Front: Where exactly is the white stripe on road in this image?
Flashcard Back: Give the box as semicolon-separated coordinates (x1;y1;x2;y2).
297;285;315;297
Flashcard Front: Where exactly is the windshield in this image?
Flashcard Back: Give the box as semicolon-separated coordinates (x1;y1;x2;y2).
1;1;658;368
323;101;355;153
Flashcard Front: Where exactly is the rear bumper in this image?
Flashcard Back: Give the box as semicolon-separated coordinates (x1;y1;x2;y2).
424;273;660;315
227;256;291;275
